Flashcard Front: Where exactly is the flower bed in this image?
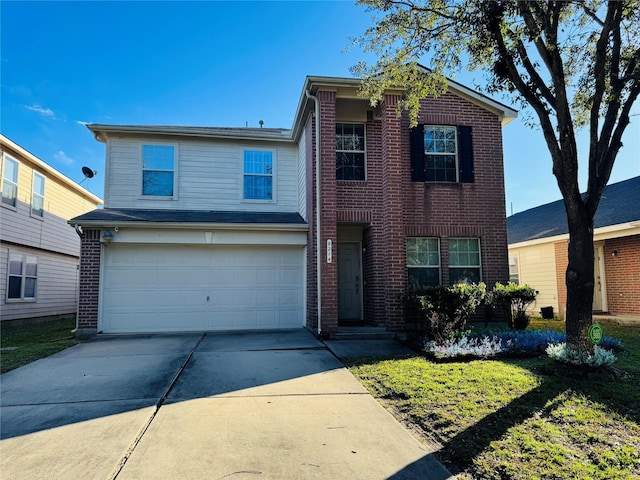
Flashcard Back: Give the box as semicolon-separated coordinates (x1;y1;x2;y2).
423;329;621;361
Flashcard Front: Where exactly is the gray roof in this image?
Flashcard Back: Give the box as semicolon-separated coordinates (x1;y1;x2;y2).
70;209;307;227
507;176;640;244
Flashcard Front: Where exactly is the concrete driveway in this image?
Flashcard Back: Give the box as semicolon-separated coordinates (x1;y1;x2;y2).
0;329;450;480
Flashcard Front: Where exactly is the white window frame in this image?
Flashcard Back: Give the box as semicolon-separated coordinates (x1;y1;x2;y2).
6;252;38;302
424;125;458;183
1;155;19;209
448;238;482;284
509;253;520;284
406;237;441;292
242;149;275;202
336;122;366;181
31;172;45;218
140;143;178;199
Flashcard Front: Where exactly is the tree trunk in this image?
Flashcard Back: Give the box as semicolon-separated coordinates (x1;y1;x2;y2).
564;215;595;356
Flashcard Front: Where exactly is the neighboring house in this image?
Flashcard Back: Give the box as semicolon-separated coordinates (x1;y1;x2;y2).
507;176;640;318
0;134;103;324
70;72;517;336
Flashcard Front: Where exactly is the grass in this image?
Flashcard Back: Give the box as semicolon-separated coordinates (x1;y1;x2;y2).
347;319;640;479
1;317;79;374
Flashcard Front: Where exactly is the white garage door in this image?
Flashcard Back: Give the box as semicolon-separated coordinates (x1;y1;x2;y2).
101;244;305;333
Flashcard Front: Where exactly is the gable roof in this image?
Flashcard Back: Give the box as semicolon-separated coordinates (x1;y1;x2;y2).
507;176;640;244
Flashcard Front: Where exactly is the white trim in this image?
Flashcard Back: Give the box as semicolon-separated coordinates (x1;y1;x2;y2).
241;148;276;203
30;171;46;219
1;153;19;209
139;142;179;200
509;222;640;248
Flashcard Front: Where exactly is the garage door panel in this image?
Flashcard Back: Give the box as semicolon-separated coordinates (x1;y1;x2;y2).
101;245;304;333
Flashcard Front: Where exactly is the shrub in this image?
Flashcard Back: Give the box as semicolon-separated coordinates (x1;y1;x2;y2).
421;282;486;343
488;282;537;330
546;343;617;367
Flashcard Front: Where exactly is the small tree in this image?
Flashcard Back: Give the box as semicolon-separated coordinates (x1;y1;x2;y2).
489;282;537;330
422;282;486;343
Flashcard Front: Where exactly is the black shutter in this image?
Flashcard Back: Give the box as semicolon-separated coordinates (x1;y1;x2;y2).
458;125;474;183
410;124;425;181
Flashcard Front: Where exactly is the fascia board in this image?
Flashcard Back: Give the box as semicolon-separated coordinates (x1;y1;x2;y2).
67;219;308;232
509;222;640;248
87;125;295;144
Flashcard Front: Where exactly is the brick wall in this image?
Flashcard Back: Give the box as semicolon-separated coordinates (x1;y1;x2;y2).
318;90;339;334
603;235;640;315
77;229;101;333
324;90;509;331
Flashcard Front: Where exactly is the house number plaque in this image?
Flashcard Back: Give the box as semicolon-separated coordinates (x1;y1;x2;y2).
327;239;332;264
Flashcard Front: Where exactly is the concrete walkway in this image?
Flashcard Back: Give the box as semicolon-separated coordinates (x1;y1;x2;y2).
1;330;450;480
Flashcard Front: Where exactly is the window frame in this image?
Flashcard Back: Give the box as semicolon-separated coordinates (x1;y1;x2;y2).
140;143;177;199
410;124;474;183
335;122;366;182
406;237;441;293
31;172;45;218
6;252;38;302
242;149;275;202
448;238;482;284
509;253;520;284
423;125;459;183
1;155;19;209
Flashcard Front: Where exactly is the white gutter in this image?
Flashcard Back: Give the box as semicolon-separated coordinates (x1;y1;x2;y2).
305;89;322;336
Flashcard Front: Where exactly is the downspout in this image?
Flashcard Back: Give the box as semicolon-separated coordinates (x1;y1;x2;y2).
305;89;322;336
71;224;84;334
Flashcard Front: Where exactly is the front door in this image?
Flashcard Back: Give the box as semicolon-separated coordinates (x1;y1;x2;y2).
338;242;362;321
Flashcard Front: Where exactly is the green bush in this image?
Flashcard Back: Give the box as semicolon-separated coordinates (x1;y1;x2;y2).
489;282;537;330
421;282;486;343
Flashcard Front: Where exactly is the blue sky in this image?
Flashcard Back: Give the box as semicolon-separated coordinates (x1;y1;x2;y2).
2;0;638;213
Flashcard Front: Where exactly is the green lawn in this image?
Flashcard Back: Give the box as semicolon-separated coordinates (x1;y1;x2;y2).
1;317;79;374
347;319;640;479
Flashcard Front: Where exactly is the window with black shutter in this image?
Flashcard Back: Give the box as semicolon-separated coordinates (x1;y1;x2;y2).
410;124;474;183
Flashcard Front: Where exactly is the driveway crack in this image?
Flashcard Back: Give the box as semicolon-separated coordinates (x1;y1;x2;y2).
106;332;205;480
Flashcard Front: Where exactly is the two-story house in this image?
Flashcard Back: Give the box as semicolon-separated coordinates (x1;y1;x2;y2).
1;134;103;324
70;72;516;337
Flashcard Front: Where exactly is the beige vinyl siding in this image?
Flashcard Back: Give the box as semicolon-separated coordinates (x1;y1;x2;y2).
0;246;79;321
104;137;300;212
2;149;101;220
509;243;559;314
297;129;307;219
0;202;80;257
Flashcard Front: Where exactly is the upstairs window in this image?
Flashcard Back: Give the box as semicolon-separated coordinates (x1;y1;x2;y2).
2;156;19;208
142;144;175;197
7;252;38;301
406;237;441;293
244;150;273;200
336;123;365;181
31;172;45;217
410;125;474;183
448;238;481;284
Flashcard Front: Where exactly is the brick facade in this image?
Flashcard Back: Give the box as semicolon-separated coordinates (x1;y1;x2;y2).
77;228;101;334
308;89;510;334
603;234;640;315
554;235;640;317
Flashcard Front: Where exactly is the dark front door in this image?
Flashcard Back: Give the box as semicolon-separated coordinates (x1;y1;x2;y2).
338;242;362;321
